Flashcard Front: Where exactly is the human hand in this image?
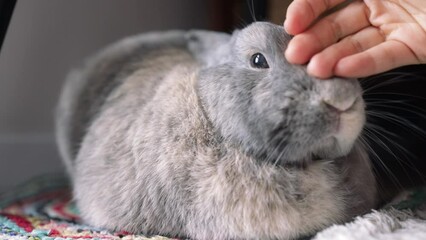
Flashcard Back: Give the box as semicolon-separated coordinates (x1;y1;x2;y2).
284;0;426;78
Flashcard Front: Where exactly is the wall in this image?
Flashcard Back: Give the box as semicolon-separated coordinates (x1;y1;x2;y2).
0;0;209;191
267;0;292;24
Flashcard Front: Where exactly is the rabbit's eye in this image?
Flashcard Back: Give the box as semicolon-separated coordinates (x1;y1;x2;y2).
250;53;269;69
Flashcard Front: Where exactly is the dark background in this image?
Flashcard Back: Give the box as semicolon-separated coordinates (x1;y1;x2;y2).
1;0;425;202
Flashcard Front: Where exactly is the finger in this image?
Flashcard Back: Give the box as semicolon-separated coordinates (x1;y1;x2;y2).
285;1;370;65
284;0;347;35
308;27;385;78
334;40;421;78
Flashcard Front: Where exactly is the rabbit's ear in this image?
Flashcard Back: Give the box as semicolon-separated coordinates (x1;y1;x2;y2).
186;30;232;67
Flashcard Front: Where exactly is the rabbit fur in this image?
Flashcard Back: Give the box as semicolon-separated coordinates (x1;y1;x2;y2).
56;22;377;239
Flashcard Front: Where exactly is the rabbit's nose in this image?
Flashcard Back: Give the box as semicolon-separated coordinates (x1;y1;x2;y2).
316;77;362;113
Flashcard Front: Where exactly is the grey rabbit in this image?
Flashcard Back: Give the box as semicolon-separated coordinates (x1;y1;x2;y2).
56;22;377;239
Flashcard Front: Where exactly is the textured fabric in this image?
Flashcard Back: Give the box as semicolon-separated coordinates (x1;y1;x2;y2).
0;175;175;240
312;189;426;240
1;175;426;240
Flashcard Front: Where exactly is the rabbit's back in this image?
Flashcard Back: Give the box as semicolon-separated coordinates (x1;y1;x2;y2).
55;31;191;174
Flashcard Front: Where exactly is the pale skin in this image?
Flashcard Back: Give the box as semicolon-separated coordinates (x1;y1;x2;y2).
284;0;426;78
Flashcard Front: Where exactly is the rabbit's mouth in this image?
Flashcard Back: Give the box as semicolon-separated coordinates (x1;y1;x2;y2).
304;98;366;165
283;152;329;169
311;153;323;161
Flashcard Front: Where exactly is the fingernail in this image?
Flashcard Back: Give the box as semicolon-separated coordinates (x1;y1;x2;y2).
283;19;289;32
308;59;331;79
307;63;321;78
284;46;294;63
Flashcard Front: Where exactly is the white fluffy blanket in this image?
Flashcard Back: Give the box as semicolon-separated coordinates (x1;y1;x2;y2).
314;189;426;240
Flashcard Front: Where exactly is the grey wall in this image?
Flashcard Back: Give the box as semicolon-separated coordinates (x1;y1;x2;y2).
0;0;209;191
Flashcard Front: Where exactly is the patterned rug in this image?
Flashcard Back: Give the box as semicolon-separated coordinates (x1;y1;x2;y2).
1;174;426;240
0;175;173;240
